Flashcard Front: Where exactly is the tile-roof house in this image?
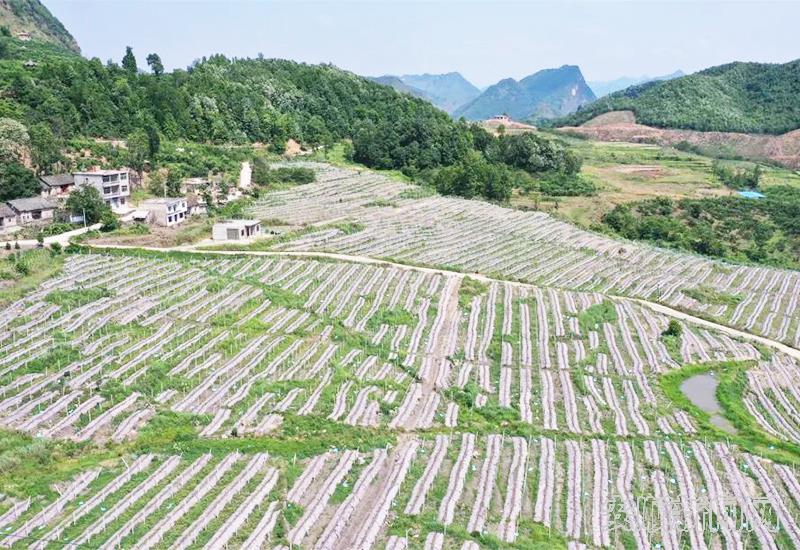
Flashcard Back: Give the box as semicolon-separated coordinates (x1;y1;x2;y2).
7;197;56;225
40;174;75;199
0;204;18;232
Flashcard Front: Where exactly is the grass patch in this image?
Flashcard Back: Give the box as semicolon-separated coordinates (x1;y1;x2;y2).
683;285;743;306
458;276;488;308
45;286;112;308
577;300;617;332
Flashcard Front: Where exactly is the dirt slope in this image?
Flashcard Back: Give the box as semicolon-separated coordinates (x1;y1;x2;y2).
559;111;800;169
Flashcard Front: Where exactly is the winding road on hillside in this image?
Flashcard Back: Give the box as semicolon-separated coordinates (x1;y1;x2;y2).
88;243;800;362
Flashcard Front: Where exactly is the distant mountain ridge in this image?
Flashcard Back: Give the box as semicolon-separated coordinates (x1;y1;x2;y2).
453;65;596;121
557;59;800;134
0;0;79;53
399;72;481;113
366;75;430;101
588;70;684;98
367;72;480;113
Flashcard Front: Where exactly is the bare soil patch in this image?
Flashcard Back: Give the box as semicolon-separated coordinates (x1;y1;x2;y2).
559;110;800;169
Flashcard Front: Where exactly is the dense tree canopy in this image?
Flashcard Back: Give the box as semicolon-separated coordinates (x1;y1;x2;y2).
0;162;39;201
601;187;800;269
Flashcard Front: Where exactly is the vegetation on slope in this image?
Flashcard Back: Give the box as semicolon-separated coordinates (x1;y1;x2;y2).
555;59;800;134
0;34;590;203
601;186;800;269
0;0;79;53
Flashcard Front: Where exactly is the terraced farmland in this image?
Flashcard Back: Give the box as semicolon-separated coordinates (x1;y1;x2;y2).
3;162;800;548
250;163;800;347
1;245;800;549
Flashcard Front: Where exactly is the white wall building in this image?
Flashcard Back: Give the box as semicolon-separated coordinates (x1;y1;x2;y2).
212;220;262;241
73;170;131;210
139;198;188;227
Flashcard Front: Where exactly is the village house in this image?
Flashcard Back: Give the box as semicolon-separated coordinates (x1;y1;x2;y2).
140;198;188;227
16;31;31;41
186;194;207;217
6;198;56;225
39;174;75;199
212;220;262;241
73;169;131;210
0;204;18;234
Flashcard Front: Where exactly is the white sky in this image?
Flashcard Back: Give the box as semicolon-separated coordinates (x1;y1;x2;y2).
45;0;800;86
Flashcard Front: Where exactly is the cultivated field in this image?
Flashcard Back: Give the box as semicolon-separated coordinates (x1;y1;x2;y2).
2;243;800;548
247;163;800;348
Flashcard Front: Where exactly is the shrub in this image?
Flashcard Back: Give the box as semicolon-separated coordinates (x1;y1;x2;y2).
662;319;683;338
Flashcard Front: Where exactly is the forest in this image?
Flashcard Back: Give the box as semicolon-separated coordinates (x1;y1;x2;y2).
601;186;800;269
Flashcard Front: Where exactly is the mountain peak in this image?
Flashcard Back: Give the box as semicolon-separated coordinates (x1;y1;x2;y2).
454;65;595;121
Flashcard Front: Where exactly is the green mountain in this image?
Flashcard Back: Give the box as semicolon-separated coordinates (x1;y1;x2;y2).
557;60;800;134
0;0;79;53
453;65;596;121
399;72;481;113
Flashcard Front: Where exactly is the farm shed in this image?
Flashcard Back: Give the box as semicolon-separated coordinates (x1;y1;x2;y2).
7;197;56;225
212;220;262;241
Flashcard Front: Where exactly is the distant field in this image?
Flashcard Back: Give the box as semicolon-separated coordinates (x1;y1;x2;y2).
520;138;800;227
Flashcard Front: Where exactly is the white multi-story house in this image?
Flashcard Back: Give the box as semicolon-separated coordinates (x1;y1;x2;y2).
140;198;188;227
73;170;131;210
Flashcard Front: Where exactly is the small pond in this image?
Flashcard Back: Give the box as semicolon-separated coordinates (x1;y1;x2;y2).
680;373;738;434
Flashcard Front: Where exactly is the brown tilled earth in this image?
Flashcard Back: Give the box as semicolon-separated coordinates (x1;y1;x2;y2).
558;111;800;169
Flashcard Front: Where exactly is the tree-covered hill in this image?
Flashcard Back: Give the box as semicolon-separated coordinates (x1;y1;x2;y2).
0;38;477;166
555;60;800;134
0;0;79;53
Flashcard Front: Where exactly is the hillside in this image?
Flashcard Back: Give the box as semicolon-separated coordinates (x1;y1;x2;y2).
0;45;485;174
366;75;430;101
399;72;481;113
588;70;683;98
0;0;79;53
453;65;596;121
557;59;800;134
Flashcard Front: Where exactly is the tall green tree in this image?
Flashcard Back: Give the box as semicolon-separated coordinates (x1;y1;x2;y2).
29;123;63;173
66;185;110;224
146;53;164;77
122;46;138;76
126;129;150;176
0;163;40;201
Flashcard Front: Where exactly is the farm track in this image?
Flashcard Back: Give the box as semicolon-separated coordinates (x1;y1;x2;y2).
89;243;800;361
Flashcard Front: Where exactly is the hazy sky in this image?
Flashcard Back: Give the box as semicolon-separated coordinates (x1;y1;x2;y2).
45;0;800;86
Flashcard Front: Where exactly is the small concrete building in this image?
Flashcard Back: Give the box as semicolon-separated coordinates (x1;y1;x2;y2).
212;220;262;241
73;169;131;210
186;194;207;217
139;198;188;227
7;197;56;225
40;174;75;199
0;204;19;233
